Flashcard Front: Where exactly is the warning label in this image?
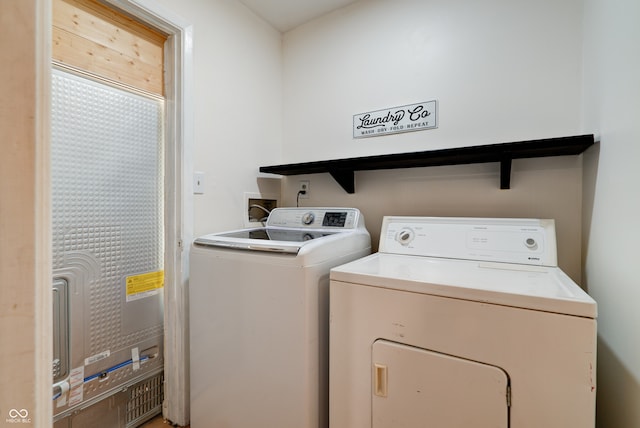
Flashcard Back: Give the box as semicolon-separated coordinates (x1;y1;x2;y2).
126;270;164;302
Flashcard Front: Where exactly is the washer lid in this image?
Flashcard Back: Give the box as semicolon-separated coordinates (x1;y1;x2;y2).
194;228;339;254
331;253;596;318
194;207;367;254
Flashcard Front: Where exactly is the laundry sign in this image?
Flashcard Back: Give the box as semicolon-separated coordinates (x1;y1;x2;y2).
353;100;438;138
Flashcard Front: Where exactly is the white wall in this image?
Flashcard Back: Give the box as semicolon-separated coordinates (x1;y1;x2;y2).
283;0;584;161
156;0;283;237
582;0;640;426
281;0;586;280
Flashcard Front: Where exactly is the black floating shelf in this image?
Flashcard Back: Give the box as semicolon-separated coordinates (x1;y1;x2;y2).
259;134;595;193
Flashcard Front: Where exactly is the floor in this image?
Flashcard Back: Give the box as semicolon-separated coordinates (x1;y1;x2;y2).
138;415;166;428
139;414;189;428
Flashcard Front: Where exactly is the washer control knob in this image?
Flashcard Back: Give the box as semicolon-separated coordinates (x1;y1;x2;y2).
302;212;315;225
525;237;538;249
395;228;415;245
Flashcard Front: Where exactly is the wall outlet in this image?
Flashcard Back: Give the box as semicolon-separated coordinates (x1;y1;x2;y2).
299;180;310;199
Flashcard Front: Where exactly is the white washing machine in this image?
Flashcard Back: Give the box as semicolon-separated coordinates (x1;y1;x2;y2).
330;216;597;428
190;208;370;428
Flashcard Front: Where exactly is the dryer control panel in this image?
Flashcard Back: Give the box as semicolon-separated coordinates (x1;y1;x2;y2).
380;217;557;266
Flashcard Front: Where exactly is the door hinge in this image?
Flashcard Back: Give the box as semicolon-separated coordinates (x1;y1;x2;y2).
506;385;512;407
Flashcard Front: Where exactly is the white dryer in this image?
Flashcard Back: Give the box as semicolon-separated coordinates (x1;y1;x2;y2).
190;208;370;428
330;217;597;428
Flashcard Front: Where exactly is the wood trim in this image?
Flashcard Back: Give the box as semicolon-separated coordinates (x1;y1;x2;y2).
52;0;165;95
0;0;52;426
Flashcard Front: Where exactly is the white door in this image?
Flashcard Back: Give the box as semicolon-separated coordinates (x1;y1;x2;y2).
372;340;509;428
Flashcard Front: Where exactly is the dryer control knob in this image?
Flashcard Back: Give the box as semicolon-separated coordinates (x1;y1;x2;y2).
524;237;538;250
302;212;315;225
395;228;415;245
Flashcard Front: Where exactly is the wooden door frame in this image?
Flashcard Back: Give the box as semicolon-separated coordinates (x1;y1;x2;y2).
90;1;194;425
13;0;191;425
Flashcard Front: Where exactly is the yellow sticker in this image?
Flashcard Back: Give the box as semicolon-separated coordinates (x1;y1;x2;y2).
126;270;164;302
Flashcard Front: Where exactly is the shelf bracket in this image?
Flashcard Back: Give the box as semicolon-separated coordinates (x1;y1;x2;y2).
329;170;355;194
500;158;513;189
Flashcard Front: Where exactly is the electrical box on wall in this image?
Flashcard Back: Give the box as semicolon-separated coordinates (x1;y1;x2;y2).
244;192;279;227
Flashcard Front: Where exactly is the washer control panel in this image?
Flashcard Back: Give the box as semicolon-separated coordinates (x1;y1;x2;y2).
395;228;416;246
381;216;557;266
301;212;315;225
267;208;362;230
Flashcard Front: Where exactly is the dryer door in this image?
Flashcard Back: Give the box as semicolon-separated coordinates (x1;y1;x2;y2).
372;340;509;428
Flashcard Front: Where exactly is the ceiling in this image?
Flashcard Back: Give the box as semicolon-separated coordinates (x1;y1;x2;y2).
237;0;360;32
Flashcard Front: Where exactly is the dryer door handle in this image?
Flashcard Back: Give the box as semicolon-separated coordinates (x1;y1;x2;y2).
374;363;388;398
